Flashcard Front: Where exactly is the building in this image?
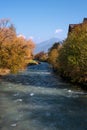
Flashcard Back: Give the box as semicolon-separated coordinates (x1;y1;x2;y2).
68;18;87;34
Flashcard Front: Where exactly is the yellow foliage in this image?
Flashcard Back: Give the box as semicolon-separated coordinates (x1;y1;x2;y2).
0;18;35;73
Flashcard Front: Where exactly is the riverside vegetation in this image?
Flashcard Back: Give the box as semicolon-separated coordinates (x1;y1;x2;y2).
0;18;87;88
0;18;35;74
48;20;87;88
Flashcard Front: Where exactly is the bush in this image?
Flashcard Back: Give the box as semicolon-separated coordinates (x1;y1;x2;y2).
58;23;87;83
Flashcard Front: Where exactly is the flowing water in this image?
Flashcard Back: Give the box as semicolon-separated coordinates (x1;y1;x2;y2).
0;62;87;130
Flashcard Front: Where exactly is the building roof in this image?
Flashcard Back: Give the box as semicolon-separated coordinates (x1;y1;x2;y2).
68;18;87;34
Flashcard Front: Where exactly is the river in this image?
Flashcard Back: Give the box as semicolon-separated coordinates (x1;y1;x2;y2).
0;62;87;130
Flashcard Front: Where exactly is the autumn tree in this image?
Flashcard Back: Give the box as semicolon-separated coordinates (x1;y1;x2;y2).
58;22;87;83
0;18;35;73
48;42;61;70
0;19;16;43
35;51;48;62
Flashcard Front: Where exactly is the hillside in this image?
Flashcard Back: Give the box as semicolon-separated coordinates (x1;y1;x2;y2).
34;38;60;54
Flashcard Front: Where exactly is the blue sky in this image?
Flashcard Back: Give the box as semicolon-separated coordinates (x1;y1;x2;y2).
0;0;87;43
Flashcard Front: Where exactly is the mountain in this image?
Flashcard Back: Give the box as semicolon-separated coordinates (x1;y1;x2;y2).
34;37;60;54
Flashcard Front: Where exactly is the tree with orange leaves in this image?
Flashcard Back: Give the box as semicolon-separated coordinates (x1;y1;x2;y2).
0;18;35;73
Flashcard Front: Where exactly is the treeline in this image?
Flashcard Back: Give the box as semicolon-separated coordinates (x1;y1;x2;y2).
0;18;35;74
35;51;48;62
48;22;87;86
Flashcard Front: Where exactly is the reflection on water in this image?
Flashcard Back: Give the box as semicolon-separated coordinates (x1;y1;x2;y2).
0;62;87;130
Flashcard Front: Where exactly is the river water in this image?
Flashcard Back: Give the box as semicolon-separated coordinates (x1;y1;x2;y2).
0;62;87;130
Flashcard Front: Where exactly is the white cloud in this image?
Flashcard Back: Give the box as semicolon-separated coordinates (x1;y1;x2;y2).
17;34;26;39
55;29;63;34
